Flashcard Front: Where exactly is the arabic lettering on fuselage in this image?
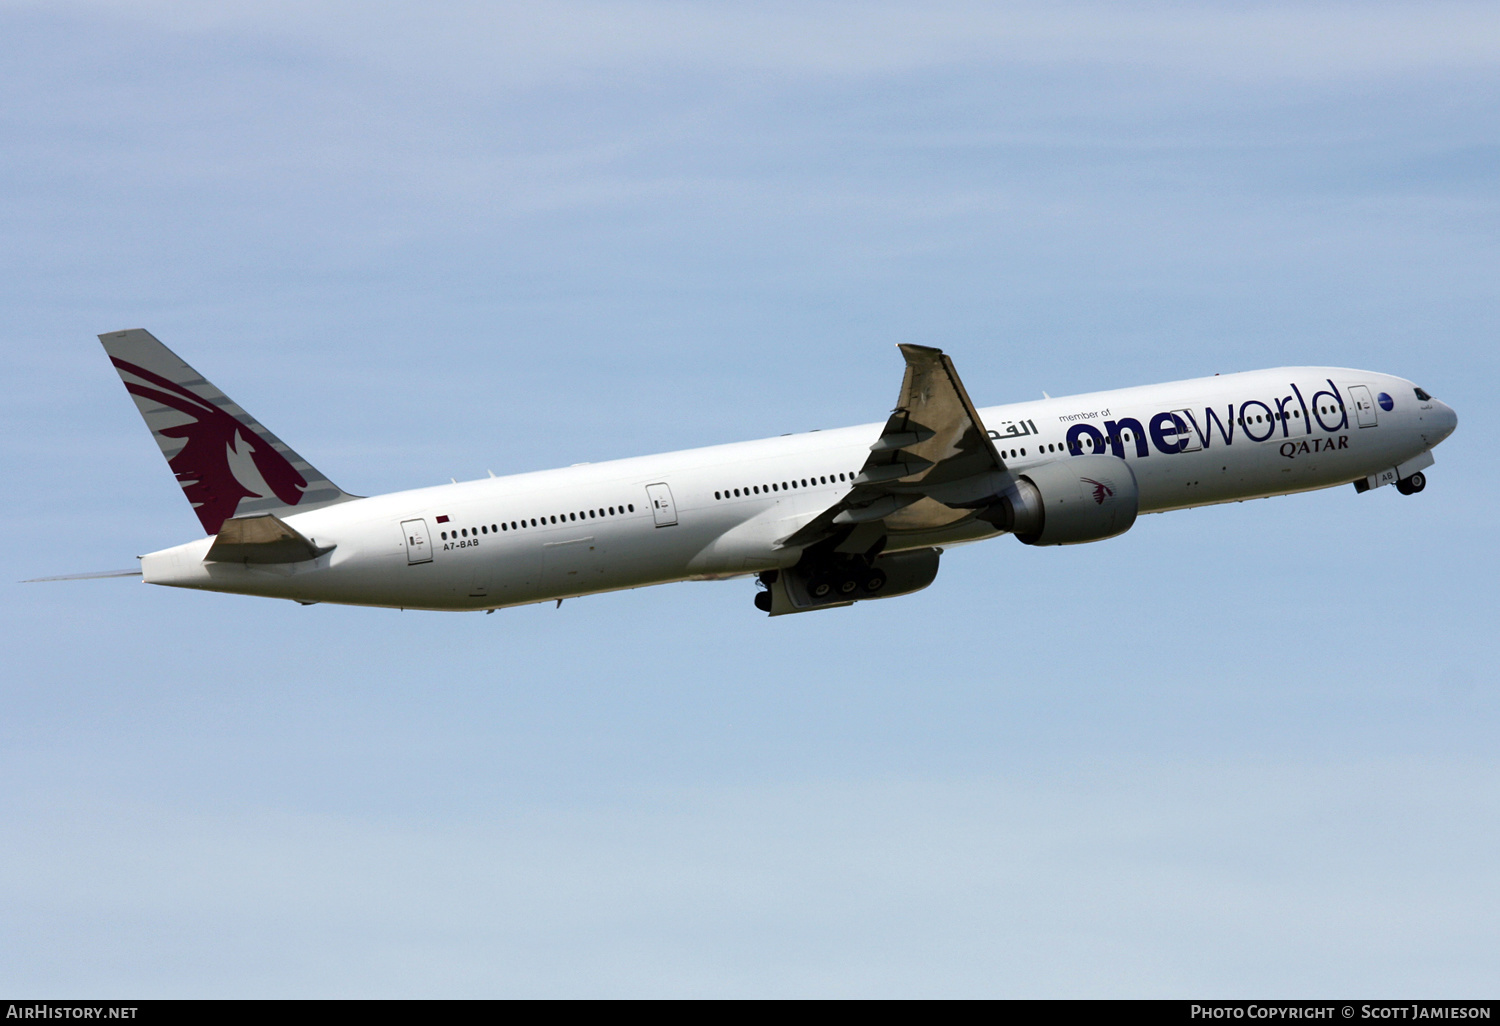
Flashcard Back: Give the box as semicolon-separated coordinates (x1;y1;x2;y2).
987;418;1039;440
993;379;1356;459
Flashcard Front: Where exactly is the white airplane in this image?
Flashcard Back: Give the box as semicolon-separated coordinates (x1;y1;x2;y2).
40;329;1456;616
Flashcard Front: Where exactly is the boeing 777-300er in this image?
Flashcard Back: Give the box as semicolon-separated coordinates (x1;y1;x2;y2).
38;330;1457;616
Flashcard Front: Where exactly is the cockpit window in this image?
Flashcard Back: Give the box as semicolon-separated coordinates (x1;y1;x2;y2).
1414;387;1433;401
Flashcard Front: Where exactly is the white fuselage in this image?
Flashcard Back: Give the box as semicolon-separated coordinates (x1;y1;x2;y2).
139;366;1457;610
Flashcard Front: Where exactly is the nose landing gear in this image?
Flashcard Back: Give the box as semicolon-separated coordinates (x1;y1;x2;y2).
1396;471;1427;495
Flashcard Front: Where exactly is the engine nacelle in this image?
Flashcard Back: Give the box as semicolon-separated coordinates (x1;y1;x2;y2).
982;454;1138;546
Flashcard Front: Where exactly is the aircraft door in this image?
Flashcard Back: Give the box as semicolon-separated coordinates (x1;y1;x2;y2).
401;518;433;564
1350;386;1378;428
1171;410;1202;452
645;483;678;527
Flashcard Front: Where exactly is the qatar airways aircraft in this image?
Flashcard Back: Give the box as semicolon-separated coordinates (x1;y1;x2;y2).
39;329;1456;616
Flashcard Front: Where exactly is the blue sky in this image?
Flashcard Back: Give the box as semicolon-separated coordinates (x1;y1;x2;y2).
2;1;1497;996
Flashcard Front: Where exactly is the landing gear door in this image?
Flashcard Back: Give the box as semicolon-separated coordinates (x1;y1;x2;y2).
401;518;433;564
645;483;678;527
1350;385;1378;428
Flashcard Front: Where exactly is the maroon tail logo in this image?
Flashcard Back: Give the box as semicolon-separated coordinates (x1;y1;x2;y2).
1081;477;1114;505
112;358;308;535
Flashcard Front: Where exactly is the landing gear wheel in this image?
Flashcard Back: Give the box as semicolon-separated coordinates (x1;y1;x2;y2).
808;576;834;600
837;575;860;596
861;569;888;594
1399;471;1427;494
753;590;772;612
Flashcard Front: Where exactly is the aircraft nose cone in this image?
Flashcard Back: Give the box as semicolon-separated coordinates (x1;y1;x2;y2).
1432;400;1457;442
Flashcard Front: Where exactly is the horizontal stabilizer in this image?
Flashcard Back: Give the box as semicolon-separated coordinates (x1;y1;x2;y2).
204;513;333;564
23;568;142;582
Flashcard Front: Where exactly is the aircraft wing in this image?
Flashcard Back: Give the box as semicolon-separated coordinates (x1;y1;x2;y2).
780;344;1011;549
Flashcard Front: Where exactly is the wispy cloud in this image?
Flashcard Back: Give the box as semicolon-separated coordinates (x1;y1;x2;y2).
11;1;1500;86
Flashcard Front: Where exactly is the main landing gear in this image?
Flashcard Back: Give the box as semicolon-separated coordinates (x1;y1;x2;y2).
753;565;888;612
806;567;888;601
751;543;899;614
1396;471;1427;495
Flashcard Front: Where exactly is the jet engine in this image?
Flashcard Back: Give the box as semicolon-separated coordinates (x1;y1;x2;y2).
981;454;1138;545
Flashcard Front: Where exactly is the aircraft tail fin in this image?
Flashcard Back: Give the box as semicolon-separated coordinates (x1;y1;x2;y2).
99;329;359;535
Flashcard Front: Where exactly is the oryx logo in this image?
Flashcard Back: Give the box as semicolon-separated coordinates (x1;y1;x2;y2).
1081;477;1113;505
112;357;308;535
